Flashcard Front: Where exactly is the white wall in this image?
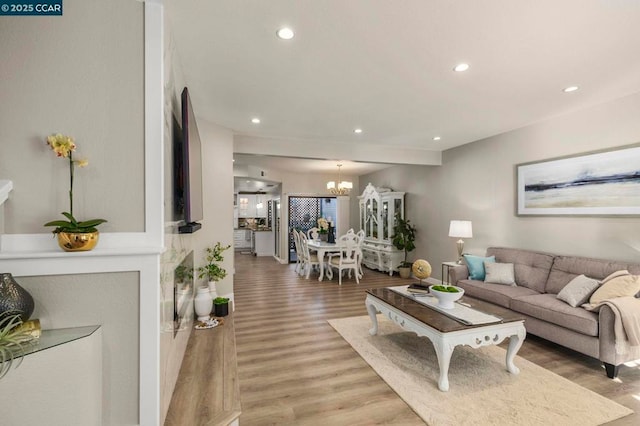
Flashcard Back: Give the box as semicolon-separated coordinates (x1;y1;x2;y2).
362;92;640;280
160;16;235;423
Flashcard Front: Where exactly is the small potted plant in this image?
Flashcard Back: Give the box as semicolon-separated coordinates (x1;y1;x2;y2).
392;215;417;279
43;133;107;251
198;242;231;298
213;297;230;317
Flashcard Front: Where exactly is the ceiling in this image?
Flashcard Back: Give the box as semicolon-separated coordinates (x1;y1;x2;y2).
166;0;640;177
233;155;390;192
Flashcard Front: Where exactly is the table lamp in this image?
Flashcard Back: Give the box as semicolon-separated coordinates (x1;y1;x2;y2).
449;220;473;264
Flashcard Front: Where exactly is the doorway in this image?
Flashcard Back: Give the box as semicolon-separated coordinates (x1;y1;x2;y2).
273;199;280;258
288;196;337;263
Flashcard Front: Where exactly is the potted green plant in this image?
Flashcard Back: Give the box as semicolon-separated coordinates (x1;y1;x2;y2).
392;216;417;279
0;312;37;380
213;297;230;317
43;134;107;252
198;242;231;298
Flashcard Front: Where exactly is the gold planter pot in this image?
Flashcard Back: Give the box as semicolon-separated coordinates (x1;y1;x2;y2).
57;231;100;252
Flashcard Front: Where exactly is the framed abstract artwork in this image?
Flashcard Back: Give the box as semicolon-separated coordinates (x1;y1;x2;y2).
517;144;640;216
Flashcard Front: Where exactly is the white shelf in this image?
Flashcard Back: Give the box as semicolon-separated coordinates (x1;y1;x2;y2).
0;245;163;260
0;232;163;257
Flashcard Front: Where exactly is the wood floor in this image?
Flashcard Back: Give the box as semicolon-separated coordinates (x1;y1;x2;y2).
232;253;639;425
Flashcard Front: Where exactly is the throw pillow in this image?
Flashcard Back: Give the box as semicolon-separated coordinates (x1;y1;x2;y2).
484;262;516;286
589;273;640;305
464;255;496;281
557;274;600;307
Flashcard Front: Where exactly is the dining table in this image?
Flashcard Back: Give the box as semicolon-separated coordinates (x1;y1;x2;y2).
306;240;342;281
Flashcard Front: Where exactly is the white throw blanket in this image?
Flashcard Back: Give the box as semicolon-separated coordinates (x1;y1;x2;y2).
585;296;640;357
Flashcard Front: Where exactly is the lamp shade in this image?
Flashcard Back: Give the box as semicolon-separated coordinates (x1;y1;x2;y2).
449;220;473;238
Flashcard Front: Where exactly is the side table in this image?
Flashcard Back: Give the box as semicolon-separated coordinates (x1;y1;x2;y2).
441;261;459;285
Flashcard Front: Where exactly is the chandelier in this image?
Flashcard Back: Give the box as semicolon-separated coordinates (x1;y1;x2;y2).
326;164;353;195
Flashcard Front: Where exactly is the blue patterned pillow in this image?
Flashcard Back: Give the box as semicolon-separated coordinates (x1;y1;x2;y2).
464;255;496;280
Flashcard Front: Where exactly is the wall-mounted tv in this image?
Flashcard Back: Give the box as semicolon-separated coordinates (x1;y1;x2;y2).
175;87;203;233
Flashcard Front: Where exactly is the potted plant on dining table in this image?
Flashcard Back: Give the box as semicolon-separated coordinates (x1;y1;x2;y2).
317;217;329;241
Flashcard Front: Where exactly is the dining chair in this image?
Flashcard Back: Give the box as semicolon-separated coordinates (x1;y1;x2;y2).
326;232;359;285
292;230;304;275
307;227;320;240
299;231;322;279
356;229;366;278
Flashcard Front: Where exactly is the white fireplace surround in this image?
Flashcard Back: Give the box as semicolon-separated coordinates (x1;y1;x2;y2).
0;3;164;425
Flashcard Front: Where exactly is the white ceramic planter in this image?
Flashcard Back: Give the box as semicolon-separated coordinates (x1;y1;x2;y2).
194;286;212;321
429;285;465;309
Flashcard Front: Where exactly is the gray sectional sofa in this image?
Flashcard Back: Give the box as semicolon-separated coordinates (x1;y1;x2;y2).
449;247;640;378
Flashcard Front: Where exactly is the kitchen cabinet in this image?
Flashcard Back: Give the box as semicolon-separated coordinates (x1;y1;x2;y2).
233;229;252;249
253;230;274;256
236;194;267;218
237;194;255;218
255;195;267;218
358;183;405;276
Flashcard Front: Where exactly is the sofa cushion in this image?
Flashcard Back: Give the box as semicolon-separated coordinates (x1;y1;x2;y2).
511;294;599;337
546;255;640;295
556;274;600;307
457;279;539;308
463;255;495;280
486;247;554;293
484;263;516;286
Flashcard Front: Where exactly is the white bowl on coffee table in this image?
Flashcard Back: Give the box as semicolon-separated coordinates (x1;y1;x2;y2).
429;285;464;309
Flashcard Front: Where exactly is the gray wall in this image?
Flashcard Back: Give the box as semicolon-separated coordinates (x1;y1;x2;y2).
362;92;640;280
0;1;145;424
0;0;145;233
18;272;140;425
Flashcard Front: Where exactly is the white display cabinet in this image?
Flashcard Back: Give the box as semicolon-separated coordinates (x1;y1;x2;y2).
358;183;405;275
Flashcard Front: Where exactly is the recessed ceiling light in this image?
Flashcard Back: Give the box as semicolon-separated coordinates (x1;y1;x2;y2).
251;117;261;124
563;86;579;93
276;27;294;40
354;128;363;134
453;63;470;72
433;136;441;141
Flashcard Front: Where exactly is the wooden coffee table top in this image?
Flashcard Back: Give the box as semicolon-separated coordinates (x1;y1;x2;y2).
366;287;524;333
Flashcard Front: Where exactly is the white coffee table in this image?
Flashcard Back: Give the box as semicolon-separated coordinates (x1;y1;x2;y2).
365;287;526;392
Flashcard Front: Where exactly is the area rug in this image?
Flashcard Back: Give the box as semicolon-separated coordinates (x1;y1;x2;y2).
328;315;633;426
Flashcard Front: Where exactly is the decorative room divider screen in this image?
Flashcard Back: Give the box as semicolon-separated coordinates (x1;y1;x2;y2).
288;196;337;262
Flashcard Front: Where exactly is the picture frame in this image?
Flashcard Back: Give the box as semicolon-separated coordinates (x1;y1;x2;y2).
516;144;640;216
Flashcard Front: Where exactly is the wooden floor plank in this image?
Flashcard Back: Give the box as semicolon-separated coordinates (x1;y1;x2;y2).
233;254;639;425
167;253;639;425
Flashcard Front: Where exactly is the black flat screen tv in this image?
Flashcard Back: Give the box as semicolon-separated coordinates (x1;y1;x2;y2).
176;87;203;233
